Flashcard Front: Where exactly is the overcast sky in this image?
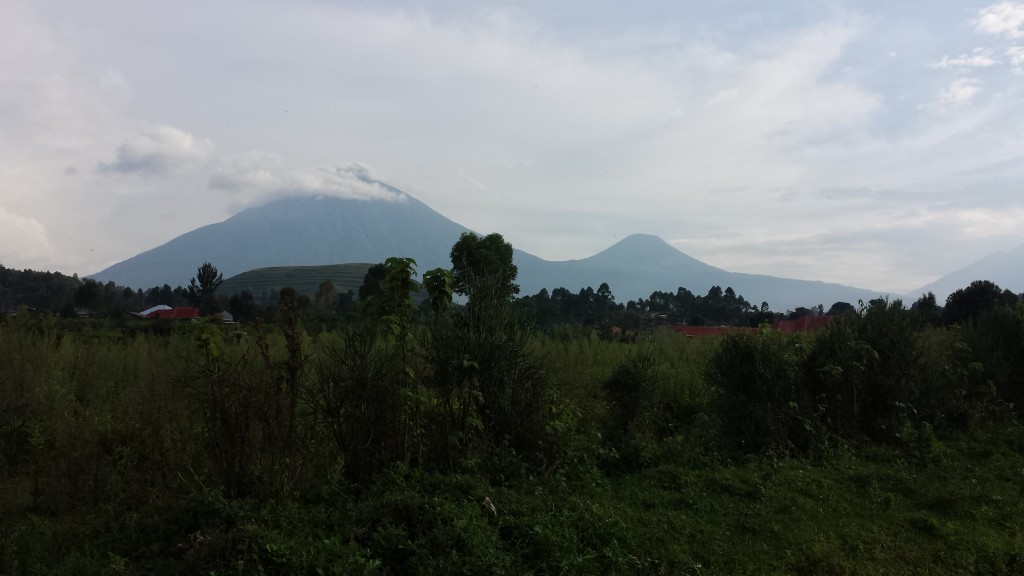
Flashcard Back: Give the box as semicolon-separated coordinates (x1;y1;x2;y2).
3;0;1024;293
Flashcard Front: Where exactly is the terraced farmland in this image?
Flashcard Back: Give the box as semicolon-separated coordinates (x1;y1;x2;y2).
217;263;375;305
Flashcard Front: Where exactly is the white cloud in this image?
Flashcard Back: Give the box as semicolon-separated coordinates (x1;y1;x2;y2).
212;157;401;206
209;151;286;192
940;78;981;104
1008;46;1024;71
975;2;1024;38
931;50;998;69
97;124;215;175
0;208;52;269
289;164;399;202
953;207;1024;237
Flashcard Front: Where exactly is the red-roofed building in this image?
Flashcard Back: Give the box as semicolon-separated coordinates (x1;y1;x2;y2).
670;315;833;337
146;307;200;319
772;315;831;333
672;326;758;337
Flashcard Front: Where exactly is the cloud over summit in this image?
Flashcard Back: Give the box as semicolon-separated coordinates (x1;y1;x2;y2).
212;158;402;208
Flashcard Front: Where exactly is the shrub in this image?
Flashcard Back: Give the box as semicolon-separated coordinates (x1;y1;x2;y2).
705;329;815;455
962;305;1024;413
602;347;661;467
854;299;923;441
804;315;876;438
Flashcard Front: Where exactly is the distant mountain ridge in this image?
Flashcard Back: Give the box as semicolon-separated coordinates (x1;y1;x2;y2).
910;245;1024;302
92;179;888;311
514;234;882;310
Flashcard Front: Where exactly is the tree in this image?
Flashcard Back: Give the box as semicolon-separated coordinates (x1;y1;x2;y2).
910;292;941;326
360;257;420;324
827;301;856;316
422;268;454;320
75;279;100;310
315;279;337;313
358;263;387;302
449;232;519;301
187;262;224;314
943;280;1016;325
788;306;813;321
228;290;259;323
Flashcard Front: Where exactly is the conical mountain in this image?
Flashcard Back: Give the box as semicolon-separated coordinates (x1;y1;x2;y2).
579;234;723;274
516;233;882;309
91;193;471;290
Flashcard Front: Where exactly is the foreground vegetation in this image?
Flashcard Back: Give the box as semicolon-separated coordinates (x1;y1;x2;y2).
3;294;1024;574
4;236;1024;574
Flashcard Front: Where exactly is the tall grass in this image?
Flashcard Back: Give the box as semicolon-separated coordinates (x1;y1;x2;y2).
3;306;1024;574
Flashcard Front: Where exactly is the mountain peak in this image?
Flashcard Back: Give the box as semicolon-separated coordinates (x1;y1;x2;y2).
617;233;672;245
593;234;678;257
579;234;722;276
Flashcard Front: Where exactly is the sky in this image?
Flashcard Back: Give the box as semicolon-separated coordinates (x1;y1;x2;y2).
3;0;1024;294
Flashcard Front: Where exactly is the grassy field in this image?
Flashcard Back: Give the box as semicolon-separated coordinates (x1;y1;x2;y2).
2;306;1023;574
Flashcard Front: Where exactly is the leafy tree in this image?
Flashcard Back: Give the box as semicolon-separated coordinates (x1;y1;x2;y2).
788;306;813;321
449;232;519;301
186;262;224;314
910;292;942;326
315;279;338;313
228;290;259;323
422;268;454;320
827;301;856;316
75;279;100;310
358;263;387;302
944;280;1018;325
272;286;310;320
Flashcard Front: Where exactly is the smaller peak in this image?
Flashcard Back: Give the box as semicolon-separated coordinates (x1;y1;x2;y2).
618;233;667;243
603;234;678;253
586;233;696;264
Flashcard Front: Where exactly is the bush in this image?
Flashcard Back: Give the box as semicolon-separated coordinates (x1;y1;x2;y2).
803;315;876;439
962;306;1024;413
853;299;922;441
602;347;661;467
706;329;816;455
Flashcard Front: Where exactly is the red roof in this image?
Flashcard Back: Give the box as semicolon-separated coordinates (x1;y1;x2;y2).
670;315;833;337
672;326;757;337
772;315;831;333
147;307;200;319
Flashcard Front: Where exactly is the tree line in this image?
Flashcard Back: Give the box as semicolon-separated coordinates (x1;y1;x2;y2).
3;249;1022;332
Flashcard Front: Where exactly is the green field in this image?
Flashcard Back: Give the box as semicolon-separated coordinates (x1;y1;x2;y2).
3;295;1024;574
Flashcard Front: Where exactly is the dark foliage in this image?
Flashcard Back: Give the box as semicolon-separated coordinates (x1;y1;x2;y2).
944;280;1019;325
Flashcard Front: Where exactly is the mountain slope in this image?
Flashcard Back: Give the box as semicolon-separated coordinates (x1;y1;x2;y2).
910;245;1024;302
92;193;471;290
